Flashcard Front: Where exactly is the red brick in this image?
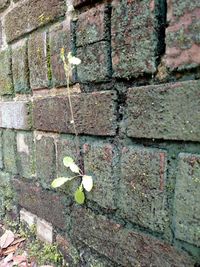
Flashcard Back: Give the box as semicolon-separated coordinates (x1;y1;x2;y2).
33;91;117;136
71;207;195;267
76;4;110;46
165;1;200;70
127;80;200;141
5;0;65;43
13;179;69;229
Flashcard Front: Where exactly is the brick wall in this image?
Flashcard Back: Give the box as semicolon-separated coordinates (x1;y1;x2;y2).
0;0;200;266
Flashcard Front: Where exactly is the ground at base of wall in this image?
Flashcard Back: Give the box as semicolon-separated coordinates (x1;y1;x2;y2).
0;224;66;267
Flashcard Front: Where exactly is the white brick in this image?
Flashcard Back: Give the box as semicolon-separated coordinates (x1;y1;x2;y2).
20;209;36;227
36;218;53;244
0;101;31;129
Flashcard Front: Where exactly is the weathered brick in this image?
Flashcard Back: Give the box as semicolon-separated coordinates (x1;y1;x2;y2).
36;135;56;187
28;31;49;90
174;153;200;247
76;4;110;47
49;22;73;87
83;142;116;209
111;0;160;78
5;0;66;43
0;21;2;48
0;101;32;130
71;207;194;267
33;91;117;136
127;80;200;141
20;208;36;227
0;50;13;96
0;0;9;10
12;41;30;94
119;146;167;232
36;218;53;244
56;135;80;196
3;130;17;174
17;131;35;178
13;179;69;229
165;0;200;70
77;41;111;82
0;172;12;219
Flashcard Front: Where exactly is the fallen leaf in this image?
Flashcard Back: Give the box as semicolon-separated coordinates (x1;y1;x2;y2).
0;231;15;249
2;244;19;256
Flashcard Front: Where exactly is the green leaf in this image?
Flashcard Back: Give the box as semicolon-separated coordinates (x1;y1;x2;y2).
82;175;93;192
63;156;74;167
51;177;72;188
74;187;85;204
69;163;80;174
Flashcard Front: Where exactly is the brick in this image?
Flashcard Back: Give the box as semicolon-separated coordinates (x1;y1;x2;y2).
20;208;36;227
76;4;110;47
0;101;32;130
0;0;9;10
0;21;2;48
5;0;66;43
28;31;49;90
165;0;200;70
17;131;35;178
49;22;73;87
33;91;117;136
0;50;13;96
56;234;80;265
56;135;80;196
36;135;56;187
71;207;194;267
36;218;53;244
119;146;167;232
174;153;200;247
3;130;17;174
77;41;111;82
111;0;161;78
13;179;69;229
0;172;12;219
127;80;200;141
83;142;116;209
12;41;30;94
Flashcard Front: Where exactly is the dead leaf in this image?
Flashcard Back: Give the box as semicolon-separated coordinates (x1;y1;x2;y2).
0;231;15;249
13;254;27;265
11;238;26;246
2;244;19;256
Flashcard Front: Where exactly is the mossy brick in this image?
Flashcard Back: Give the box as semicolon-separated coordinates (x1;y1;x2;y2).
36;135;56;187
28;31;49;90
4;0;66;43
71;207;194;267
111;0;160;78
12;41;30;94
49;22;74;87
127;80;200;141
0;101;32;130
33;91;117;136
56;135;80;196
0;50;13;96
3;130;17;174
76;4;110;47
83;142;116;209
17;131;35;179
119;146;167;232
12;178;69;229
0;21;2;48
77;41;111;82
173;153;200;247
165;0;200;70
0;171;12;219
0;0;9;10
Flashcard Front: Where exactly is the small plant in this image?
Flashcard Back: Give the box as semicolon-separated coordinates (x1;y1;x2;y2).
51;49;93;204
51;156;93;204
